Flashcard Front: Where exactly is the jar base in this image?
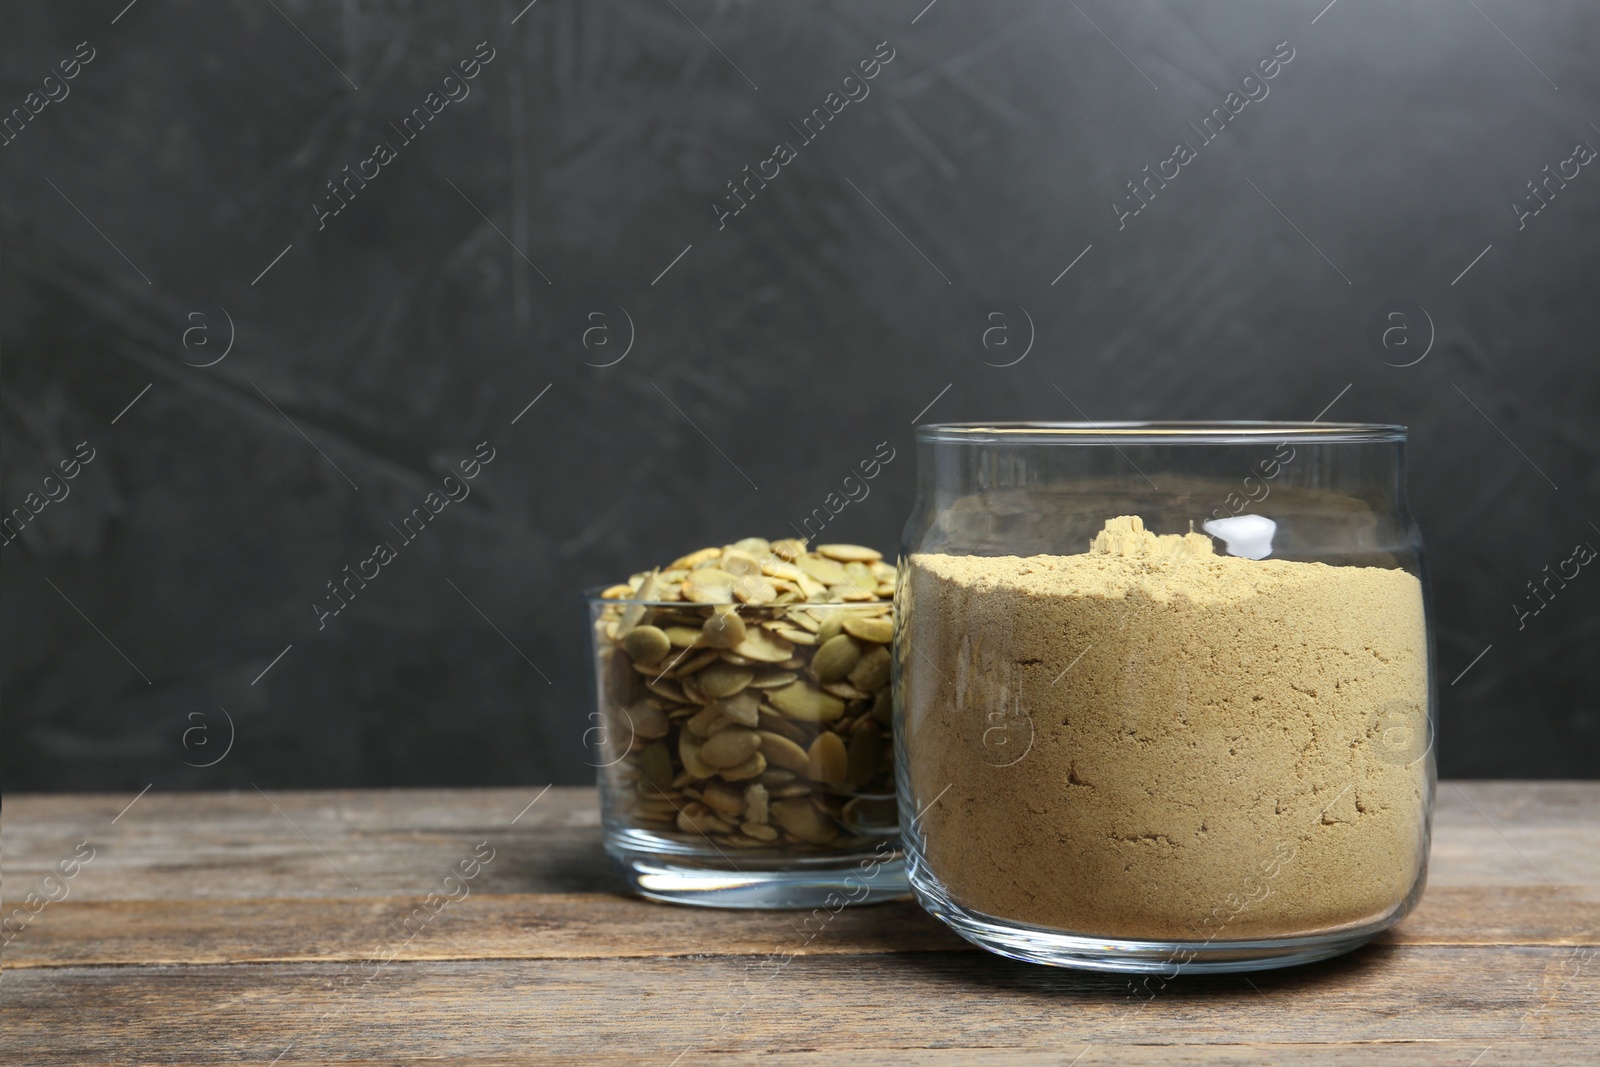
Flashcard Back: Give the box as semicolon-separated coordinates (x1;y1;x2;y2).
607;832;908;909
912;870;1393;973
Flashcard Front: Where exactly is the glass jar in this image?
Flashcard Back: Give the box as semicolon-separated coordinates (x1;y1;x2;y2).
896;422;1434;972
588;594;906;908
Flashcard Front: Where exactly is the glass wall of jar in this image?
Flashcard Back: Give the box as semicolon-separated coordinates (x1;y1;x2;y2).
896;422;1434;971
589;593;905;908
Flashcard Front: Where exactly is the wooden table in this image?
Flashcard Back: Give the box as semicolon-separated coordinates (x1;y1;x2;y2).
3;783;1595;1065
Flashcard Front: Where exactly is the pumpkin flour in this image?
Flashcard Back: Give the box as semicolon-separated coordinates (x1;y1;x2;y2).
903;516;1430;940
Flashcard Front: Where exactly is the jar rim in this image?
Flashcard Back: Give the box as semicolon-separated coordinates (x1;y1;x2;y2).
916;421;1406;444
582;587;892;608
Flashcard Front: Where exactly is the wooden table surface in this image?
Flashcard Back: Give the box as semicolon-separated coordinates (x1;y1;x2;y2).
3;782;1596;1065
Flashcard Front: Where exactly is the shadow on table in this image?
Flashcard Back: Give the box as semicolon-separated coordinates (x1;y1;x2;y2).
887;937;1392;1000
494;834;632;896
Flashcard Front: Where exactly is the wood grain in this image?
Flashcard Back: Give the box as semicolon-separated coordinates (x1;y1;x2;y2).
2;783;1596;1065
2;949;1594;1064
4;884;1597;970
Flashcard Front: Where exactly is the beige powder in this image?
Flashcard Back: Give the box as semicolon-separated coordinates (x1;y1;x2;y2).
904;516;1430;940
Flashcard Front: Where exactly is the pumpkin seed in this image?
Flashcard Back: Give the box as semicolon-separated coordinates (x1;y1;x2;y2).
811;792;845;819
678;806;734;836
812;634;862;683
720;549;762;577
618;569;659;635
719;752;767;781
748;669;798;689
683;568;738;604
600;537;899;850
841;796;898;831
733;628;795;663
699;609;746;649
757;710;809;746
761;560;807;583
678;732;717;778
784;609;822;633
847;645;891;691
685;705;729;738
669;649;722;677
743;783;769;824
678;675;711;706
701;779;745;816
798;555;850;586
732;537;771;557
628;701;670;741
757;730;811;773
697;662;754;699
633;803;679;821
670;547;722;569
732;575;779;605
740;821;779;842
767;680;845;722
700;726;762;768
820;680;871;701
640;742;674;791
664;625;703;649
770;538;806;561
645;678;686;704
842;615;892;644
717;690;761;728
817;543;883;563
622;625;671;665
770;798;839;845
807;732;849;788
847;717;885;789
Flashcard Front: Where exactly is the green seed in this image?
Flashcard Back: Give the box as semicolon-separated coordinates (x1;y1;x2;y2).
700;609;746;649
697;662;755;699
847;718;885;789
807;731;848;788
770;798;839;845
701;727;763;768
767;680;846;723
842;615;892;644
811;634;862;684
623;625;671;666
847;645;891;691
640;742;674;792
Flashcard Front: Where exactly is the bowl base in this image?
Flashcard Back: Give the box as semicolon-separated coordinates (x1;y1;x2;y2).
607;836;908;909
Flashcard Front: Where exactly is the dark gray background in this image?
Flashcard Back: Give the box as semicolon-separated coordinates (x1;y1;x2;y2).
3;0;1596;792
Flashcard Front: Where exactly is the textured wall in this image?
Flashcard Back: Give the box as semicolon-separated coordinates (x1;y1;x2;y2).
2;0;1596;792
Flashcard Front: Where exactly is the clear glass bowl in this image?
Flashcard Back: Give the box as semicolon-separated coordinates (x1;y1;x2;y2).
896;422;1435;972
587;594;906;908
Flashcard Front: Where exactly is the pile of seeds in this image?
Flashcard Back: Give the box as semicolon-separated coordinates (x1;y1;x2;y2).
594;537;897;851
